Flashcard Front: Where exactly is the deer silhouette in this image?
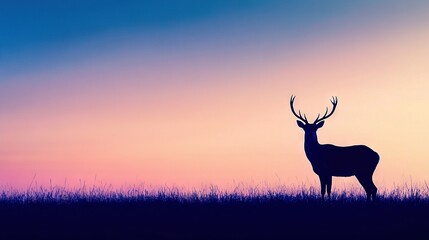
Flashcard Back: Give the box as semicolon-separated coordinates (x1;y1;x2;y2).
290;96;379;201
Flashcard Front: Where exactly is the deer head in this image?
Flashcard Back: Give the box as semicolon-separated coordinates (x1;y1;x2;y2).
290;95;338;140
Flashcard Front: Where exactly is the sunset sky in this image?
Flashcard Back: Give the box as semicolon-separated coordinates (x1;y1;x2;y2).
1;1;429;191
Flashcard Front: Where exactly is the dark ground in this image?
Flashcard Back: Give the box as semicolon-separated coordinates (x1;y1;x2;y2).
1;199;428;240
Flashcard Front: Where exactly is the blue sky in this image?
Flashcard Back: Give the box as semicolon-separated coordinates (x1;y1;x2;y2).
3;0;426;77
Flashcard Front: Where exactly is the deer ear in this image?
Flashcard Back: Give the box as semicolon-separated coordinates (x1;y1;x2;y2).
316;121;324;128
297;120;305;128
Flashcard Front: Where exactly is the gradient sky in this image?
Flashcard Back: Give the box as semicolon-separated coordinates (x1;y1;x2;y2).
1;1;429;190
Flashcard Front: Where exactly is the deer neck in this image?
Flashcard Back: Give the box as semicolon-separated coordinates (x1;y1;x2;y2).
304;132;320;162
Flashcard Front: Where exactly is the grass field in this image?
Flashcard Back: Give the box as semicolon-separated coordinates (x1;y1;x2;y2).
0;184;428;239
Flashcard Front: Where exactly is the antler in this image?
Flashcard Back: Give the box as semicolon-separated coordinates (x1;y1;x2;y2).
313;96;338;124
290;95;308;124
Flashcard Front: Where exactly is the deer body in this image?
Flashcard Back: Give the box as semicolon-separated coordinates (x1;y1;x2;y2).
304;140;379;178
291;96;379;201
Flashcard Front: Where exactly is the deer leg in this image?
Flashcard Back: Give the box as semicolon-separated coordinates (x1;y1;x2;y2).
326;176;332;200
356;175;371;202
319;175;326;201
368;177;377;201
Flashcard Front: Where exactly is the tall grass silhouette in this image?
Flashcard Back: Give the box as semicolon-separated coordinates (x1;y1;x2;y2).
1;182;428;204
1;183;428;239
